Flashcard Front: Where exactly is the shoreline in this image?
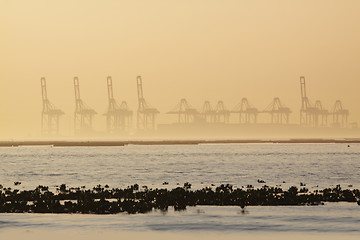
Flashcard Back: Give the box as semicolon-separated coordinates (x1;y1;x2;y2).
1;138;360;147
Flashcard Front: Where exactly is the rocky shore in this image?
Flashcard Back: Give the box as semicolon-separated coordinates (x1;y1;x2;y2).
1;183;359;214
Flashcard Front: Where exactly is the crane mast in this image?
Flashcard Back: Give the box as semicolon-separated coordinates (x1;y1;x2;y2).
73;77;97;135
215;100;230;123
299;76;330;127
136;76;159;130
262;97;292;124
201;101;216;123
232;98;258;124
332;100;349;128
41;77;64;135
167;98;198;123
104;76;132;133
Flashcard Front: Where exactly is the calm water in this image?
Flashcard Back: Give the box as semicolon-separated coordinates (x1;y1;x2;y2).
0;143;360;234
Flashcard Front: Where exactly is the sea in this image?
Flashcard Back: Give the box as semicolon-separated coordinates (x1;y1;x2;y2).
0;143;360;239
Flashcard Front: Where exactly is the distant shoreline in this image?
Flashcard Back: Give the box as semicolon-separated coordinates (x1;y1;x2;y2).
0;138;360;147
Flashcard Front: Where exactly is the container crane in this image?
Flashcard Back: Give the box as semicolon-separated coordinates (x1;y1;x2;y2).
136;76;159;130
41;77;64;135
104;76;132;133
74;77;97;134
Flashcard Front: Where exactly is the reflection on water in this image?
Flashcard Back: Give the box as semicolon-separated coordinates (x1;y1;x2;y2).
0;203;359;233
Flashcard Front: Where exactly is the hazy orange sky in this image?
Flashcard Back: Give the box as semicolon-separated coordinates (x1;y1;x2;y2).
0;0;359;137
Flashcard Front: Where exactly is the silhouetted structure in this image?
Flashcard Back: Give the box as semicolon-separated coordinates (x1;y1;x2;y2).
300;77;320;127
167;98;198;123
215;100;230;123
232;98;258;123
314;100;329;127
104;76;132;133
38;75;355;132
201;101;216;123
332;100;349;128
263;97;291;124
74;77;97;134
41;77;64;135
136;76;159;130
300;77;332;127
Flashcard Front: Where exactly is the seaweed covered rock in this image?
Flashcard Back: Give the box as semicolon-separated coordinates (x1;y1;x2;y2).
0;183;359;214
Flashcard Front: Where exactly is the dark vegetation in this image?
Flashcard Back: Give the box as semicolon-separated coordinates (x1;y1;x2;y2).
0;183;359;214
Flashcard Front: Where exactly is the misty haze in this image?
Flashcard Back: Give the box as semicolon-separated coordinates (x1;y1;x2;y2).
1;1;360;139
1;1;360;240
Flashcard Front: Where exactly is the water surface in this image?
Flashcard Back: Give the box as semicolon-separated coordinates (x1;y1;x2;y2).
1;143;359;234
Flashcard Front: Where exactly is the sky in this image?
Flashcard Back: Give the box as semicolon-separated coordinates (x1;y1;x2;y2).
0;0;359;138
